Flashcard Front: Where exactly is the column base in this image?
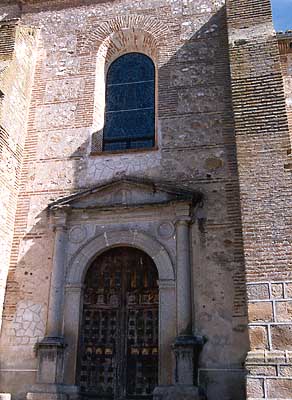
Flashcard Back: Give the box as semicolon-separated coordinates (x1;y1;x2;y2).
27;384;79;400
0;394;11;400
27;391;67;400
173;335;205;385
153;385;200;400
36;337;66;384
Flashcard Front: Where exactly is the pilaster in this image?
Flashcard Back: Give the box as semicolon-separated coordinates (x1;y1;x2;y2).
153;204;204;400
175;204;192;336
27;206;71;400
46;207;70;339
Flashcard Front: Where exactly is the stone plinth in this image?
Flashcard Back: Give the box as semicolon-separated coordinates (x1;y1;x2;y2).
0;394;11;400
153;385;199;400
153;335;205;400
26;384;79;400
36;337;66;384
27;390;68;400
173;335;205;385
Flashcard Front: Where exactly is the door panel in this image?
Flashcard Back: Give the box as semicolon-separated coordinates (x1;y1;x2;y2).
77;247;159;400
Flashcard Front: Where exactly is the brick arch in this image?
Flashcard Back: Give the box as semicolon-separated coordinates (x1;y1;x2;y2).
66;229;175;285
86;14;170;53
100;28;159;68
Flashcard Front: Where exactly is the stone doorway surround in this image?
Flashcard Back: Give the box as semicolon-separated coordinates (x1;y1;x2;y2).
27;177;204;400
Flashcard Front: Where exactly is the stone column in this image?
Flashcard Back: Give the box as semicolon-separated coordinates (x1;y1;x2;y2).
46;208;69;338
175;206;192;335
158;280;176;386
33;207;70;390
63;284;84;385
164;204;205;395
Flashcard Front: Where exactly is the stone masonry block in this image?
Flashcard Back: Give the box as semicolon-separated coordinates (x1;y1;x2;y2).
275;301;292;322
249;326;269;350
287;351;292;363
246;378;264;398
247;284;270;300
249;302;273;323
286;283;292;298
271;325;292;350
271;283;284;299
248;365;277;376
266;351;286;364
279;365;292;377
267;378;292;398
246;350;266;365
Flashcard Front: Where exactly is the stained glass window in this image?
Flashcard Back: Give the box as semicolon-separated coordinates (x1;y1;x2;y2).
103;53;155;152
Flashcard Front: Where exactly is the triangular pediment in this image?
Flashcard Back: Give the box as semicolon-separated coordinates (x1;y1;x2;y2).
49;177;201;211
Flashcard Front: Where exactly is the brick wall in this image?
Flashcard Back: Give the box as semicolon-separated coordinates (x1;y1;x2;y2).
0;21;38;329
226;0;292;398
279;33;292;150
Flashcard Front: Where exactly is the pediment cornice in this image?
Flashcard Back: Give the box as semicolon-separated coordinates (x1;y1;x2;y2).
48;177;202;213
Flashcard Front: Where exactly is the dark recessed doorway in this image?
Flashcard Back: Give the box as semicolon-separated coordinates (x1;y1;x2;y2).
77;247;159;400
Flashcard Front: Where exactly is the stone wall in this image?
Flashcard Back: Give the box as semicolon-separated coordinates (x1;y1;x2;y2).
0;0;248;399
0;20;38;331
226;0;292;398
246;281;292;398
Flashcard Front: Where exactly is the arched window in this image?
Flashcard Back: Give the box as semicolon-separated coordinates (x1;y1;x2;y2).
103;53;155;152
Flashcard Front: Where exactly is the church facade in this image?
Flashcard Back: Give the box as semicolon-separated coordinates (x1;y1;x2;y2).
0;0;292;399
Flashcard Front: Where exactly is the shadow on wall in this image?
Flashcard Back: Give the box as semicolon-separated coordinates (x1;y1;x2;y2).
1;6;248;400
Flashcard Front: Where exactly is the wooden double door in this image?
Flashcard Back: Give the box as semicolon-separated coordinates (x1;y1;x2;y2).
77;247;159;400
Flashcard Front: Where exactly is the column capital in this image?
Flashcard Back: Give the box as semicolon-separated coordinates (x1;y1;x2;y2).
175;217;192;227
174;203;192;226
50;206;71;231
175;204;192;336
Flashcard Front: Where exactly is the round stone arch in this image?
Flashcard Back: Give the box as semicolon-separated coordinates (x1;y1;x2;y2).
66;229;175;286
63;230;177;385
63;229;176;387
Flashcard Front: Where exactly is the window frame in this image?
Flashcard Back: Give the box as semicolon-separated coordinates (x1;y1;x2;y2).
91;51;158;156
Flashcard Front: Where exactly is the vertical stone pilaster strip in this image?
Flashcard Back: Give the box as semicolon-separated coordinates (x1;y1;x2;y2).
63;284;83;384
46;208;69;338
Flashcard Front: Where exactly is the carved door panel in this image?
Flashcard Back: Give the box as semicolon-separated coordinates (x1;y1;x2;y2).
77;247;159;400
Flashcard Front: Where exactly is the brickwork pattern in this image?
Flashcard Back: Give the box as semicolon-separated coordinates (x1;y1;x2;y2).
279;33;292;164
226;0;292;280
0;21;38;329
226;0;292;398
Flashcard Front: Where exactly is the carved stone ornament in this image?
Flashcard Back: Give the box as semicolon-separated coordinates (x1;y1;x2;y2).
157;221;175;239
69;225;87;244
112;188;132;204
